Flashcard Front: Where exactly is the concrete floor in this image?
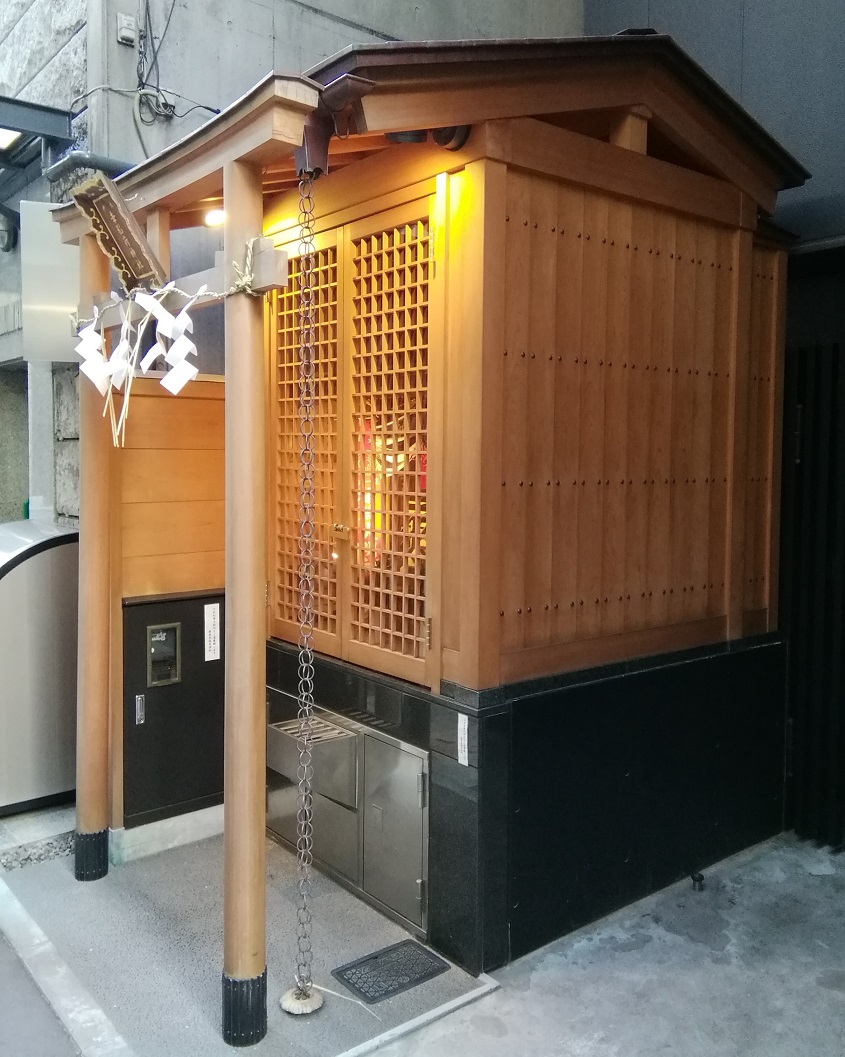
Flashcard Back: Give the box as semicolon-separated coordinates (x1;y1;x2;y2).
0;933;79;1057
2;829;844;1056
1;833;487;1057
377;834;845;1057
0;804;75;851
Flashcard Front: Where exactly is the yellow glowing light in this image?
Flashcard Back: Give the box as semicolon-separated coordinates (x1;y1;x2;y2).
204;209;225;227
0;128;22;151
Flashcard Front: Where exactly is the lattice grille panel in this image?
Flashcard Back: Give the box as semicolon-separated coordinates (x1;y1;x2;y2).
274;247;339;634
350;221;430;657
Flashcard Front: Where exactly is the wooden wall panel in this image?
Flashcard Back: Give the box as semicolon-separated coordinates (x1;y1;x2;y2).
524;177;558;648
602;198;632;637
441;173;466;658
551;184;584;645
121;449;225;504
119;380;225;598
743;244;781;626
646;208;676;630
500;172;532;651
709;235;733;618
121;392;224;450
624;204;654;631
495;170;739;676
123;500;224;558
576;191;609;641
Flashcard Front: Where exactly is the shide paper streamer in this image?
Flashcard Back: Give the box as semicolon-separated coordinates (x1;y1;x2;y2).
74;281;208;447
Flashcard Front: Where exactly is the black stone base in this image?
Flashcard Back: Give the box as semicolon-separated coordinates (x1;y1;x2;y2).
74;829;109;881
222;970;267;1047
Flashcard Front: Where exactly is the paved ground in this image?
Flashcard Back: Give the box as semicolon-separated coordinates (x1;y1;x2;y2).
1;828;844;1056
0;805;75;852
1;835;485;1057
0;933;79;1057
377;834;845;1057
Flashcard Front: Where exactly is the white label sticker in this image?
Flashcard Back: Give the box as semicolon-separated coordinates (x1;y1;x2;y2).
457;713;469;767
204;602;220;661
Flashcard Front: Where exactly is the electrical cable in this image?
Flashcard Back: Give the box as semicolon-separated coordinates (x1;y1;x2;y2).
146;0;178;90
171;102;221;119
132;94;151;158
68;2;217;142
69;84;139;117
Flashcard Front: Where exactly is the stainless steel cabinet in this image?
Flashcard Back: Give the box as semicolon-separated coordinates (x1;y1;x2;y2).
266;701;429;934
363;737;426;928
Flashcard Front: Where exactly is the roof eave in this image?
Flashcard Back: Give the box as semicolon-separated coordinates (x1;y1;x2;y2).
52;73;320;240
307;35;809;192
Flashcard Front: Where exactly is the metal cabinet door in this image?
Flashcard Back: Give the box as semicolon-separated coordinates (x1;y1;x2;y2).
363;737;425;928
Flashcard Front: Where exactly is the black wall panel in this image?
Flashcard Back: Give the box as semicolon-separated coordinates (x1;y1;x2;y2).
509;641;786;959
781;343;845;847
124;595;225;828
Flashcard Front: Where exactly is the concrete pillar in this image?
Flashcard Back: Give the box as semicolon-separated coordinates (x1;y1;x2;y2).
27;362;55;523
221;159;268;1046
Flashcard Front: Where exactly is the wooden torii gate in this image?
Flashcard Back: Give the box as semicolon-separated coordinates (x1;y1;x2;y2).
55;75;320;1045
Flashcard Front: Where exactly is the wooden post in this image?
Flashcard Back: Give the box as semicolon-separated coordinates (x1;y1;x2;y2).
221;159;268;1046
725;226;753;638
146;208;171;280
609;105;651;153
767;249;788;630
75;234;112;881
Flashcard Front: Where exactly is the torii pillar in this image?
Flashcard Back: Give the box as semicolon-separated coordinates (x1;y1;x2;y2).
75;233;112;881
221;159;268;1046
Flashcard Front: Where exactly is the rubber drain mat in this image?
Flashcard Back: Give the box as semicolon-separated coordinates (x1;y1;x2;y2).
332;940;450;1003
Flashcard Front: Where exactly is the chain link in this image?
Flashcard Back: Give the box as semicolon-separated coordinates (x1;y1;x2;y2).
294;172;318;997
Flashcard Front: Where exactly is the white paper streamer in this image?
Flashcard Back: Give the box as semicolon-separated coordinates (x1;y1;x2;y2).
164;333;197;366
160;357;199;394
79;355;111;396
74;277;213;445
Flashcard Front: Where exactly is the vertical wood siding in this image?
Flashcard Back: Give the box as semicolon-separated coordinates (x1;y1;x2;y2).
492;169;782;679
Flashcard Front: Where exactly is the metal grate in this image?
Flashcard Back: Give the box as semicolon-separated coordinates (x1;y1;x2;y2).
274;247;339;634
269;717;350;744
332;940;449;1004
349;220;430;658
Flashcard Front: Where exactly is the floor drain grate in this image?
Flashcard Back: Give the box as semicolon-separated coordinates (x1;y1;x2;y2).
332;940;450;1003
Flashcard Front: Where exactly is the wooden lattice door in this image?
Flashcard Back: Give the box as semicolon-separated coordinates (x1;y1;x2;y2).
269;200;440;688
269;231;342;657
340;205;435;685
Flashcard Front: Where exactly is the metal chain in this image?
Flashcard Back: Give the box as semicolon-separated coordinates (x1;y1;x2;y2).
294;172;318;997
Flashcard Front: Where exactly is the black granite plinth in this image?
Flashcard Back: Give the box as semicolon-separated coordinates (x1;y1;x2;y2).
222;969;267;1047
267;634;787;973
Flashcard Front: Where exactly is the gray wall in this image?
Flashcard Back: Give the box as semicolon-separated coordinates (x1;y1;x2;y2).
0;369;28;523
585;0;845;243
90;0;583;164
0;0;87;109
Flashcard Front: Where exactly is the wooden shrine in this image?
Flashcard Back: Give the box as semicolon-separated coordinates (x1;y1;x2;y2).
52;33;807;1045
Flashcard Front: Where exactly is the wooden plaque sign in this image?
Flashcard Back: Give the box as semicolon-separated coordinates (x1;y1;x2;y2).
71;172;166;293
